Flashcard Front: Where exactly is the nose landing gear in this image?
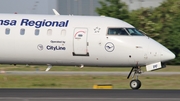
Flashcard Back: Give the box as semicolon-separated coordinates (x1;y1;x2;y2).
130;79;141;89
127;66;142;89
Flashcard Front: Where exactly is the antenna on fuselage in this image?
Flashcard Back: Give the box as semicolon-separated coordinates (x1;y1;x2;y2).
52;9;60;15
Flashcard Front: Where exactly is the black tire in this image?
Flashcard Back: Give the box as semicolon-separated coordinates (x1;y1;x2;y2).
130;79;141;90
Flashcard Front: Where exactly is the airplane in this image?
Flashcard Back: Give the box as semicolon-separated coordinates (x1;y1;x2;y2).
0;10;175;89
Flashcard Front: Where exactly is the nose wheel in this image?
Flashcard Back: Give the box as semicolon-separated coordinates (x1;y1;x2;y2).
127;66;142;90
130;79;141;89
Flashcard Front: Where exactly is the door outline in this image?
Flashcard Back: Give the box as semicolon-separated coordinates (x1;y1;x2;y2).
72;28;89;56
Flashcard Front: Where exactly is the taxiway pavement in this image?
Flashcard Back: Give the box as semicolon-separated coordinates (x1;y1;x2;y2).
2;71;180;76
0;89;179;101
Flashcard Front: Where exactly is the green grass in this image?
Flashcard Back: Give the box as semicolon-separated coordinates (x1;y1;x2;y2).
0;74;179;89
0;65;179;72
0;65;179;89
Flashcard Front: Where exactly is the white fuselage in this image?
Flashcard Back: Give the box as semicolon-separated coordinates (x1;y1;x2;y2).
0;14;175;67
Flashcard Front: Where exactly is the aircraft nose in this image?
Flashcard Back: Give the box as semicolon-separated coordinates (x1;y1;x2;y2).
161;48;175;62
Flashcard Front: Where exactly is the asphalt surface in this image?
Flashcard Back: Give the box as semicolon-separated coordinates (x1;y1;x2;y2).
2;71;180;76
0;89;179;101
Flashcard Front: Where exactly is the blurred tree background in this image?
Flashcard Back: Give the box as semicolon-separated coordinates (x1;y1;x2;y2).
96;0;180;65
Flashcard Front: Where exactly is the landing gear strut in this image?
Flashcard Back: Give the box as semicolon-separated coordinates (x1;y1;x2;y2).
127;66;142;89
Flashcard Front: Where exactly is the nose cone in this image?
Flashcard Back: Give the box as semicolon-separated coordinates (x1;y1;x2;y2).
161;48;175;62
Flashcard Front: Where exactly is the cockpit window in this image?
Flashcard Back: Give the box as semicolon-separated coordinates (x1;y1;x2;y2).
125;28;144;36
108;28;129;35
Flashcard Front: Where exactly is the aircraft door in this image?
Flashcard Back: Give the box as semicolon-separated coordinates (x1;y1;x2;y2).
73;28;89;56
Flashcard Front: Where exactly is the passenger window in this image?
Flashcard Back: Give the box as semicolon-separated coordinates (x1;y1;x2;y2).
47;29;52;36
35;29;40;36
61;29;66;36
5;28;10;35
20;28;25;35
108;28;129;35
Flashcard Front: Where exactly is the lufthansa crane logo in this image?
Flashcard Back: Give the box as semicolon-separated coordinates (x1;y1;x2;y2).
105;42;115;52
